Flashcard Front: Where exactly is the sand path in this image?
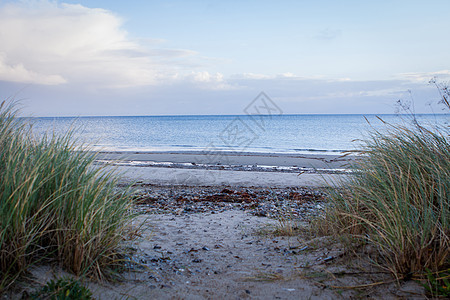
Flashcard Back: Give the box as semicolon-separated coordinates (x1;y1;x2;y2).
79;209;423;299
87;211;339;299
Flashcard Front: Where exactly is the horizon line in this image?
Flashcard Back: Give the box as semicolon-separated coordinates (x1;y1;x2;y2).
20;112;450;118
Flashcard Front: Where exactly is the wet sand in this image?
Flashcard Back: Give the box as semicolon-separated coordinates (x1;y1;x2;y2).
96;151;354;169
97;151;354;187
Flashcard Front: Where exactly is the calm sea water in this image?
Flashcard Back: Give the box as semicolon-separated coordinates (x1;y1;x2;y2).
25;114;449;154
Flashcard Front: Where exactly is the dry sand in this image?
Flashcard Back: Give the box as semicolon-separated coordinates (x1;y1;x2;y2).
113;166;346;188
26;210;425;299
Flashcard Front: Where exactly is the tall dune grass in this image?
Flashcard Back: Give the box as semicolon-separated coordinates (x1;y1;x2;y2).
0;101;132;292
319;109;449;278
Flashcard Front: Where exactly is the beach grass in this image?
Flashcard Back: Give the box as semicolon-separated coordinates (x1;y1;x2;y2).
317;111;449;281
0;101;132;292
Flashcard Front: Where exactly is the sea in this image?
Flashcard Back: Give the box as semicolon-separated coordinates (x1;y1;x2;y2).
25;114;449;155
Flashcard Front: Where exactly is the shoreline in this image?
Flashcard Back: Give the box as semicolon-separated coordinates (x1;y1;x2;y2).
95;151;353;188
95;150;356;170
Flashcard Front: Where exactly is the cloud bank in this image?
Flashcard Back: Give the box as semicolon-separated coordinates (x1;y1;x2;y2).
0;1;448;116
0;1;203;88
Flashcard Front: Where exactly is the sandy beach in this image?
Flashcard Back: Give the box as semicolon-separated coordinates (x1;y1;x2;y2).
24;185;425;299
96;151;353;187
6;149;427;299
54;151;423;298
8;153;426;299
2;1;446;298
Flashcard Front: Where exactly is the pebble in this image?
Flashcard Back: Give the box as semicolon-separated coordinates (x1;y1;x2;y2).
132;186;327;221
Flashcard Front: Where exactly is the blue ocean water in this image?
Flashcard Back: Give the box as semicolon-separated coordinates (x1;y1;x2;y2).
25;114;449;154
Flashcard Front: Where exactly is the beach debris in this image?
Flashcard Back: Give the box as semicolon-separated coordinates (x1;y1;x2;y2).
132;186;327;221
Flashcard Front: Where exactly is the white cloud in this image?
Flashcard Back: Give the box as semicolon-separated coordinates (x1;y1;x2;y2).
0;52;66;84
192;71;222;83
278;72;296;78
230;72;321;81
0;1;201;88
395;70;450;83
233;73;271;80
183;71;236;90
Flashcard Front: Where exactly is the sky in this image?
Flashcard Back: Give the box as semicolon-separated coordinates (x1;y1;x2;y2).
0;0;449;116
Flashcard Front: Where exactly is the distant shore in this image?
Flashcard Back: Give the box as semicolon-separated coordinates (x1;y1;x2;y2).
95;151;354;188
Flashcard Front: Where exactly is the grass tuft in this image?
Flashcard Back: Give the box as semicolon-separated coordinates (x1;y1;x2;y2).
0;101;132;292
30;277;93;299
316;90;450;280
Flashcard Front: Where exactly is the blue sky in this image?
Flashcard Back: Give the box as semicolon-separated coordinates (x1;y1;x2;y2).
0;0;449;116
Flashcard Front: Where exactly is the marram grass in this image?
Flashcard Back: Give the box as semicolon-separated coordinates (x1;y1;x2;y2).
318;119;449;278
0;101;132;292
